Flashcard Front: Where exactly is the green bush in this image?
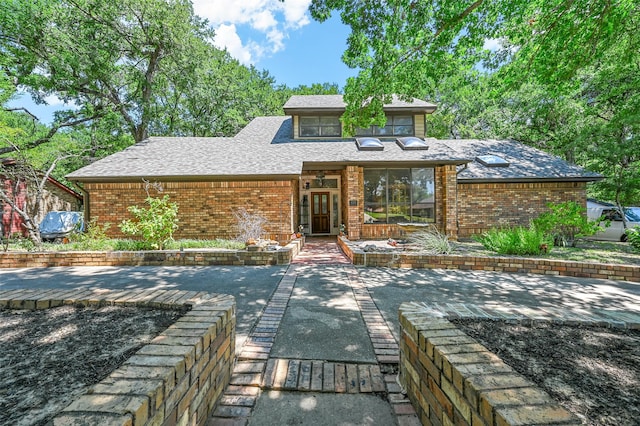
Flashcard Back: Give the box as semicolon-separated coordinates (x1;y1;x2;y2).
67;218;114;251
532;201;601;247
475;226;552;256
627;227;640;252
119;195;179;250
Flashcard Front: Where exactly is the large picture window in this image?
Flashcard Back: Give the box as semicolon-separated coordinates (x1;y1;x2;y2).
299;116;341;137
363;168;435;224
356;115;414;137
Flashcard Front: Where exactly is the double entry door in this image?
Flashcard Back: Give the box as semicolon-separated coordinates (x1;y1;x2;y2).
311;192;330;234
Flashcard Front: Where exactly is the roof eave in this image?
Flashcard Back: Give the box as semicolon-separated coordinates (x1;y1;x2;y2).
458;176;604;184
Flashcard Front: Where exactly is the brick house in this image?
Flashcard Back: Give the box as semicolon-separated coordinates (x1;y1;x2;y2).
2;158;83;237
66;95;600;241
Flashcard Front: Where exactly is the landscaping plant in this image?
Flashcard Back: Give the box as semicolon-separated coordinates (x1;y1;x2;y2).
232;208;267;242
408;226;453;254
475;225;552;256
119;195;179;250
532;201;601;247
627;227;640;252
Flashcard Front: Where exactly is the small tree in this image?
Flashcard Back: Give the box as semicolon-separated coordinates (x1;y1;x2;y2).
119;182;179;250
532;201;601;247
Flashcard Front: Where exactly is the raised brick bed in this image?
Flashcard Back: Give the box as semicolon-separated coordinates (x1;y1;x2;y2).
338;237;640;282
0;238;303;269
0;288;236;426
398;303;581;426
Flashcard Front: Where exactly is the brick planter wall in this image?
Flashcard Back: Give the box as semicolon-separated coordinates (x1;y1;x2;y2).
0;238;304;269
0;288;235;426
337;237;640;282
398;304;581;426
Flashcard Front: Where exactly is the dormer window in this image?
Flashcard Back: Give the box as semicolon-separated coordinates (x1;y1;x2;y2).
356;115;414;137
299;116;341;137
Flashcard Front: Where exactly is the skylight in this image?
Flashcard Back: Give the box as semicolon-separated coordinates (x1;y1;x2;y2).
396;137;429;150
356;137;384;151
476;155;510;167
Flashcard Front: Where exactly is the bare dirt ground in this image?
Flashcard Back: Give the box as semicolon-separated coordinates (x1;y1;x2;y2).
454;320;640;426
0;305;186;426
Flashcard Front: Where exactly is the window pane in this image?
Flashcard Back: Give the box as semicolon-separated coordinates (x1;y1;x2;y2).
364;169;387;223
394;125;413;136
300;116;319;125
320;126;341;136
393;116;413;125
387;169;410;223
300;127;320;137
411;168;435;223
320;116;340;125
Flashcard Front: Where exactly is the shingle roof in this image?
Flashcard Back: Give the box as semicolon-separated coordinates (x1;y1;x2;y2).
67;116;600;182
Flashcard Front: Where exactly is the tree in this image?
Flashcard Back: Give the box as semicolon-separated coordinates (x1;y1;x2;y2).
309;0;638;131
1;0;214;143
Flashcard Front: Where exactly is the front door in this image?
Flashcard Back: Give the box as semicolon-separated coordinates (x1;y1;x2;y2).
311;192;330;234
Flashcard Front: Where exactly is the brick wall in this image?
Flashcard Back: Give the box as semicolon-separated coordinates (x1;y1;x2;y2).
84;180;296;241
0;238;304;268
337;237;640;282
398;305;580;426
457;181;587;238
0;289;235;426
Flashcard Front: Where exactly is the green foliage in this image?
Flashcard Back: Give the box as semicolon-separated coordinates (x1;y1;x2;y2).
474;226;551;256
119;195;179;250
627;227;640;252
408;226;452;254
67;218;113;251
532;202;601;247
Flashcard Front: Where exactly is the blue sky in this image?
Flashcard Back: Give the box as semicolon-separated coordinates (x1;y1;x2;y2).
9;1;356;123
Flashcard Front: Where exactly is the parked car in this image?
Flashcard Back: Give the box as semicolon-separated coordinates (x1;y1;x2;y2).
586;201;640;242
39;211;84;242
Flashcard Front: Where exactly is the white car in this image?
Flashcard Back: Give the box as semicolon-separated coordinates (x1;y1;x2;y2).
587;203;640;242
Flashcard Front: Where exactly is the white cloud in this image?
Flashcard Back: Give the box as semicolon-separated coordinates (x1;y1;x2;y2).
483;38;502;51
192;0;312;64
213;24;253;64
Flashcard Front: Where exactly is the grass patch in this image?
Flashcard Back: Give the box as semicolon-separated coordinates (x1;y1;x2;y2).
453;239;640;266
4;238;245;252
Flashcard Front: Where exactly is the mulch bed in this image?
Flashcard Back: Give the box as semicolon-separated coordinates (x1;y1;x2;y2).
454;320;640;425
0;304;186;426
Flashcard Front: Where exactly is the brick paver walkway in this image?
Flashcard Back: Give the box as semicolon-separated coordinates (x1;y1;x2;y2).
207;238;417;425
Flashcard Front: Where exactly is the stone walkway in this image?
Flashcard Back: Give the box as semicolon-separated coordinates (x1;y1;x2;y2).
207;238;418;425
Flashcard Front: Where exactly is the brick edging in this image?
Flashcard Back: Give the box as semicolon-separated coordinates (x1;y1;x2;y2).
338;236;640;282
0;288;236;426
398;302;585;426
0;238;304;269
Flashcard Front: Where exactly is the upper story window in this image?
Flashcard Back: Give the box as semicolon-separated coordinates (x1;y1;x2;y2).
356;115;414;137
299;116;342;137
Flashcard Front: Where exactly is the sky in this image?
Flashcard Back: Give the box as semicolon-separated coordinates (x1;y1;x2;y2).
9;1;356;123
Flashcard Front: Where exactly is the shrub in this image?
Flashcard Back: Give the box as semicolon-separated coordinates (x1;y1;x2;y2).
119;195;179;250
232;208;267;242
627;227;640;252
68;218;113;251
532;201;601;247
475;226;552;256
408;226;453;254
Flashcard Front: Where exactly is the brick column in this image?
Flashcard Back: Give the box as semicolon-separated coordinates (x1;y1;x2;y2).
342;166;363;240
441;165;458;241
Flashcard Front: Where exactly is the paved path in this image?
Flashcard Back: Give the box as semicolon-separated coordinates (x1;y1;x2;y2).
2;239;639;425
